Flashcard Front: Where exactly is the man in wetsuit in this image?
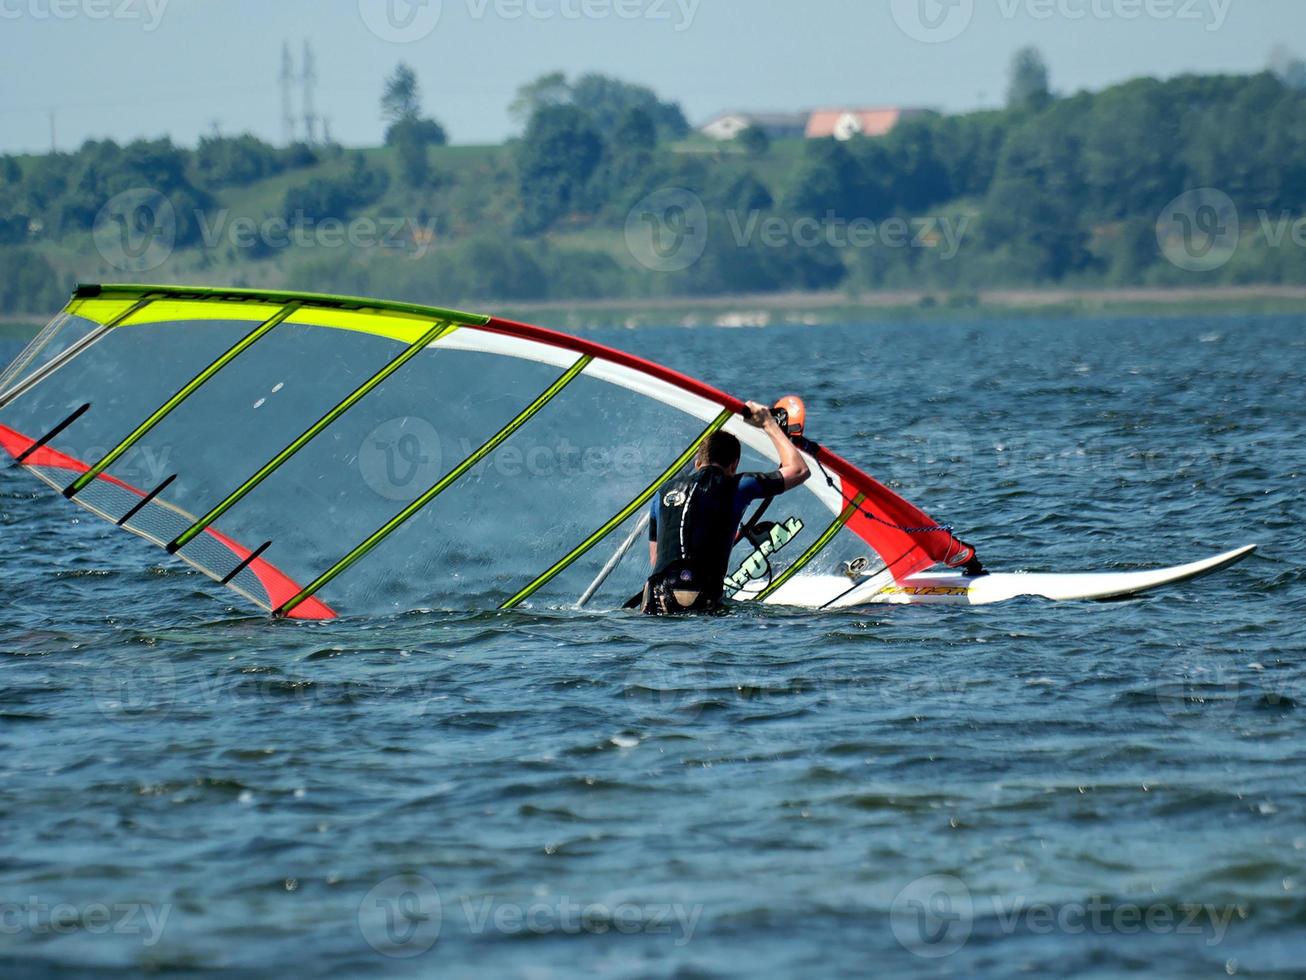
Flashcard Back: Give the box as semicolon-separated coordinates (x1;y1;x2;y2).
643;402;811;615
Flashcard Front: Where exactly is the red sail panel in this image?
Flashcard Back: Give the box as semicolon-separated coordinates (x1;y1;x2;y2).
815;446;975;580
0;422;336;620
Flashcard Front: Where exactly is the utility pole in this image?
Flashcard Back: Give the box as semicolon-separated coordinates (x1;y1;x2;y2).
49;109;57;152
301;40;318;146
280;42;297;145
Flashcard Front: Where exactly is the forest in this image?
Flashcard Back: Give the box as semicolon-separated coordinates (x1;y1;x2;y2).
2;57;1305;315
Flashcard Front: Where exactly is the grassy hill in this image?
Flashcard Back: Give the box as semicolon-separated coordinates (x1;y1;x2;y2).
8;69;1306;320
11;135;822;315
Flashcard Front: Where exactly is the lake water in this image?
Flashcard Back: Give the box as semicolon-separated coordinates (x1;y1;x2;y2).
1;315;1302;978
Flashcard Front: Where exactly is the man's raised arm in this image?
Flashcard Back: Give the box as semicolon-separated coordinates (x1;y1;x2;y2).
744;401;810;490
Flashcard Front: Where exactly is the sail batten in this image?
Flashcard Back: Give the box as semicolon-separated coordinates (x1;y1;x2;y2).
67;302;301;499
166;319;459;554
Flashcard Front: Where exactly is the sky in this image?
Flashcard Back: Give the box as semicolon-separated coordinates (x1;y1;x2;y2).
0;0;1299;154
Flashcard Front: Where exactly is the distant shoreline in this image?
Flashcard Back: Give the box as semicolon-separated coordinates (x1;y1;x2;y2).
3;286;1305;336
497;286;1306;328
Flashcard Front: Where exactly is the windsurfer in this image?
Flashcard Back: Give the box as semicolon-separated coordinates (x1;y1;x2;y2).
643;401;811;615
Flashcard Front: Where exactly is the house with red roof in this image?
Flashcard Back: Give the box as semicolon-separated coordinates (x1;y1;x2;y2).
699;107;929;142
805;107;928;141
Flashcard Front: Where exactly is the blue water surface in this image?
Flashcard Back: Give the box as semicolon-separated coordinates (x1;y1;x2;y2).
1;315;1302;978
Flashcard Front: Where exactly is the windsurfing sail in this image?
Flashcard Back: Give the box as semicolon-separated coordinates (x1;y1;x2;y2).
0;284;975;619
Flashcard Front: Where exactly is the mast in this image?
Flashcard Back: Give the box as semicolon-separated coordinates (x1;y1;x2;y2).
301;40;318;145
280;42;297;145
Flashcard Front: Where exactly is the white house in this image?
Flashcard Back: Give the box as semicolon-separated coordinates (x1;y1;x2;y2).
699;111;811;141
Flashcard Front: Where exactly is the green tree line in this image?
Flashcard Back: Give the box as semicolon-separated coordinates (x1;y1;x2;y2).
3;63;1306;313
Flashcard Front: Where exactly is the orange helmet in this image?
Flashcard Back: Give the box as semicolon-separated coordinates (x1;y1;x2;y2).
772;395;806;438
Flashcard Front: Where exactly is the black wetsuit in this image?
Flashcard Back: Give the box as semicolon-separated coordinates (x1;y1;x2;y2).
643;465;785;615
